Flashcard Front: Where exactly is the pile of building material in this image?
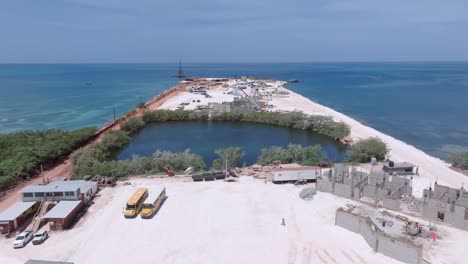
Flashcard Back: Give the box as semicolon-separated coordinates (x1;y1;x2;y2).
191;171;226;182
299;187;317;200
85;175;117;187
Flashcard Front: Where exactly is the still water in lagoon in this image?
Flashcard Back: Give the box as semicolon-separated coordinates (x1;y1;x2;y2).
118;121;348;166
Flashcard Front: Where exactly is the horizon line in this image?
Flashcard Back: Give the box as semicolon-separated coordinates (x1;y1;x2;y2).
1;60;468;65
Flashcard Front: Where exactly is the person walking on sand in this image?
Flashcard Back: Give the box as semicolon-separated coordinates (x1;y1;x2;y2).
281;218;286;226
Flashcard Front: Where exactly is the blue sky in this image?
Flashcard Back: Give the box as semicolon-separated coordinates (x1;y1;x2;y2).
1;0;467;63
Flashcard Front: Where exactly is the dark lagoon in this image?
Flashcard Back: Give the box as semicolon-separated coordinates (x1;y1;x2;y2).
117;121;348;166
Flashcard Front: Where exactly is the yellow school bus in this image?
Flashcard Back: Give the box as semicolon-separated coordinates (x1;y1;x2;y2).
124;188;148;218
141;186;166;219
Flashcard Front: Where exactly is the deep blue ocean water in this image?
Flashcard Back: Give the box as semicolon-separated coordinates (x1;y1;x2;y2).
1;62;467;160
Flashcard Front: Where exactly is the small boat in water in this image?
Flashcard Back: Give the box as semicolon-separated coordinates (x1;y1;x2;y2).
288;79;299;83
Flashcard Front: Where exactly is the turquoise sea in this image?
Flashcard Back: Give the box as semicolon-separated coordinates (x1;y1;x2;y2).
1;62;467;161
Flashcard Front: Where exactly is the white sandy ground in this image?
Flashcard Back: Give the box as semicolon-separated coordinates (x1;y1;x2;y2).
160;80;468;197
1;177;467;264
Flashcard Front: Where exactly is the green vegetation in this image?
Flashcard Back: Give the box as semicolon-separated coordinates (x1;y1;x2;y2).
257;144;327;166
347;137;389;163
71;130;131;176
211;147;245;170
450;152;468;168
143;109;350;140
121;117;145;134
143;109;209;122
0;127;97;190
72;147;205;178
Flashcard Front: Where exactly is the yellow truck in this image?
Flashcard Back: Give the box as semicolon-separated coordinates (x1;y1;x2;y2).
141;186;166;219
124;188;148;218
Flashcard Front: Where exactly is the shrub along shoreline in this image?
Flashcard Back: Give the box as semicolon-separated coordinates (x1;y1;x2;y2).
0;127;97;190
142;109;351;140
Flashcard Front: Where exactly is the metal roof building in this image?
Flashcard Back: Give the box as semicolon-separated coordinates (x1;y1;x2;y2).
44;200;83;230
0;201;39;234
21;181;84;193
0;201;37;221
44;201;82;219
20;180;97;203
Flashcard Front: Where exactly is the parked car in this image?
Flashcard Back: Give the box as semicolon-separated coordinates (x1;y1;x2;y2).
32;229;48;245
12;231;33;248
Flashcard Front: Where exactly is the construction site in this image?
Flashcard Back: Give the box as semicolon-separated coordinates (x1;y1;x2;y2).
0;161;467;264
159;77;289;113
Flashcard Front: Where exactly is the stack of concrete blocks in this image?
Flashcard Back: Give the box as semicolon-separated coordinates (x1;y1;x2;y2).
335;208;424;264
422;183;468;230
316;164;412;211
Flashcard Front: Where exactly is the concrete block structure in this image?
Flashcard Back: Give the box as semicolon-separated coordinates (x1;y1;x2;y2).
422;183;468;230
316;164;412;211
336;207;425;264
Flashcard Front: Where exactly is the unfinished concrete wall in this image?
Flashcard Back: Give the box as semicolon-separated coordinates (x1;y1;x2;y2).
360;218;376;249
423;199;457;224
343;177;355;186
354;187;361;201
335;209;423;264
316;178;333;193
454;206;468;230
382;195;401;211
362;186;385;200
334;183;353;199
369;172;385;185
335;210;360;233
456;196;468;208
377;235;422;264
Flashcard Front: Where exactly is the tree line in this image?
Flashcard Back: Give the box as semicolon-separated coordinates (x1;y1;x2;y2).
70;136;389;179
142;109;351;140
0;127;97;190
